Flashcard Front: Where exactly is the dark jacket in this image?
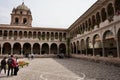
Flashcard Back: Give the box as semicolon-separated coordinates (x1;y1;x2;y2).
1;59;6;67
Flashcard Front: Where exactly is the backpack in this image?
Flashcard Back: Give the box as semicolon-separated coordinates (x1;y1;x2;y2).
7;58;13;65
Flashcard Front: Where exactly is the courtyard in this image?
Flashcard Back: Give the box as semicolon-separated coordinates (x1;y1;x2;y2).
0;58;120;80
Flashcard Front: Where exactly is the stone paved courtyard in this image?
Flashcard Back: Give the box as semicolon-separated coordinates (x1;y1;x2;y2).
0;58;120;80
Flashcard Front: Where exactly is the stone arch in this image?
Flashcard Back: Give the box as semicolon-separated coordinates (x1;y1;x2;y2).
3;42;11;55
41;43;49;54
77;41;80;54
51;32;54;40
107;3;114;22
71;43;73;54
15;17;19;24
92;15;96;29
73;42;76;54
46;32;50;40
33;31;36;39
85;20;88;31
0;44;2;54
93;34;102;56
115;0;120;14
55;32;58;39
59;43;66;54
86;37;93;56
28;31;32;38
9;31;13;39
82;23;85;33
13;43;21;55
50;43;58;54
19;31;22;39
103;30;117;57
38;32;41;40
96;12;101;26
14;31;17;40
59;33;62;41
33;43;40;54
23;43;31;56
42;32;45;40
117;28;120;57
88;18;92;31
101;8;107;22
24;31;27;38
3;30;7;39
23;18;27;24
81;39;86;55
63;33;66;40
0;30;2;37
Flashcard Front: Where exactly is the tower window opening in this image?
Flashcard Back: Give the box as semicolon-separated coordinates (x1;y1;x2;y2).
15;18;19;24
20;11;22;14
23;18;27;24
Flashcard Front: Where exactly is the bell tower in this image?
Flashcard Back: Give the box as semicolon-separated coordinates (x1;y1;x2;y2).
10;2;32;27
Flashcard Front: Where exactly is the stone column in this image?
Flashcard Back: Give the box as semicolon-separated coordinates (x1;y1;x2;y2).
11;47;13;55
1;45;2;56
21;48;23;55
39;45;41;55
93;45;95;56
85;42;87;56
40;45;42;55
31;47;33;54
57;45;59;54
76;44;78;54
49;47;50;55
101;40;105;57
115;37;119;58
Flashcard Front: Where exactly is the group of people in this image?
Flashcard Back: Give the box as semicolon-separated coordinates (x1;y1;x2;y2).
25;53;34;59
0;55;19;76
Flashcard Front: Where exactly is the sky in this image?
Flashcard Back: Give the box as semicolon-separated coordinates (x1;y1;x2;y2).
0;0;97;28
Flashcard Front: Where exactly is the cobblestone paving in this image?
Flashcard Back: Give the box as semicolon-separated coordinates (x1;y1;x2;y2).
0;58;120;80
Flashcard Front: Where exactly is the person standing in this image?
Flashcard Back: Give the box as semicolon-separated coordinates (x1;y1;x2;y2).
31;53;34;59
0;57;7;74
13;57;19;76
7;55;14;76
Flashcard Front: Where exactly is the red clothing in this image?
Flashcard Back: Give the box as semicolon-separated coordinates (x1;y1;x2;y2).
12;58;17;67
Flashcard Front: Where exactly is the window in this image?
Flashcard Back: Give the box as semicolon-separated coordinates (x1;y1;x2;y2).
15;17;19;24
23;18;27;24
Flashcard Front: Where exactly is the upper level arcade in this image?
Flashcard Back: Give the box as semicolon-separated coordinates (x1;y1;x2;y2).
10;2;32;27
68;0;120;39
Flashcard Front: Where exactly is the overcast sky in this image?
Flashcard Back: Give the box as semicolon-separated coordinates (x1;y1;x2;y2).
0;0;97;28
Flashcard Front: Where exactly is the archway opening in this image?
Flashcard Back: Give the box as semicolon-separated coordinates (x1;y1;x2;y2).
13;43;21;55
77;41;80;54
59;43;66;55
115;0;120;15
86;37;93;56
3;43;11;55
103;30;117;57
23;43;31;56
107;3;114;22
33;43;40;54
71;43;73;54
101;8;107;22
50;43;57;54
73;42;76;54
117;29;120;57
15;17;19;24
81;39;86;55
23;18;27;24
93;34;102;56
41;43;49;54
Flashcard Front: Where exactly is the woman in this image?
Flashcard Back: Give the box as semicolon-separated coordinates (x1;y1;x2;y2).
13;57;19;76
